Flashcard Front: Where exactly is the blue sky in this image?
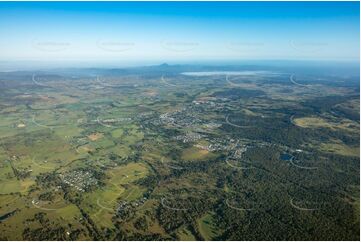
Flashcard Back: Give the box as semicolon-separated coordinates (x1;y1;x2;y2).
0;1;359;65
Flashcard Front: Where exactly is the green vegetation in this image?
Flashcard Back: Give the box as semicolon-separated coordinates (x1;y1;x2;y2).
198;213;223;240
0;66;359;240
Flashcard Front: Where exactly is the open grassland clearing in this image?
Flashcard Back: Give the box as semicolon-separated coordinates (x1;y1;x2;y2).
0;178;20;194
111;128;124;138
177;226;197;241
181;146;218;161
5;134;77;162
0;162;35;195
80;162;149;228
335;98;360;112
0;195;81;240
53;124;83;140
0;111;29;138
293;116;358;133
319;140;360;157
121;124;144;144
197;212;223;240
28;92;79;109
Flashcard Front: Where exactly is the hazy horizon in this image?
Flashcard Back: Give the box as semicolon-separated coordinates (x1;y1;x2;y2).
0;59;360;73
0;1;359;65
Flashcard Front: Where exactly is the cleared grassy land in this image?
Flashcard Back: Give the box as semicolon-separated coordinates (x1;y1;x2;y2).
177;227;196;240
334;99;360;114
111;128;124;138
181;146;217;161
197;212;223;240
0;179;21;194
319;141;360;157
293;116;358;133
81;162;149;229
